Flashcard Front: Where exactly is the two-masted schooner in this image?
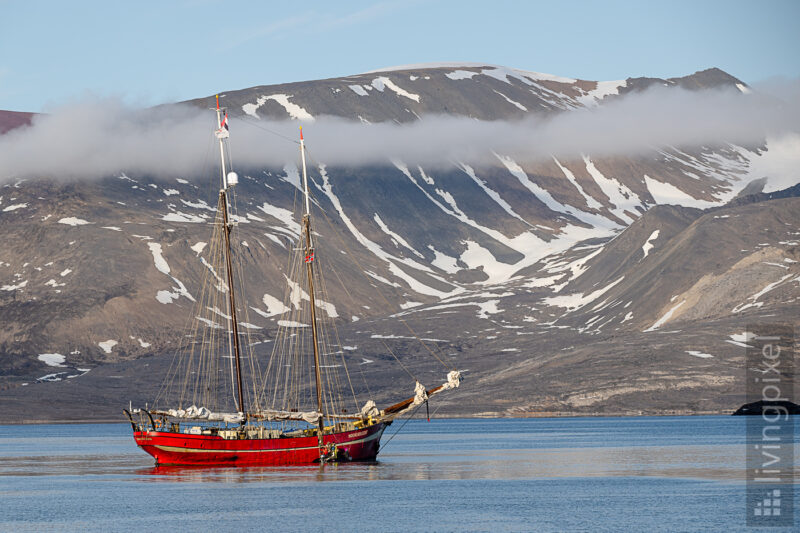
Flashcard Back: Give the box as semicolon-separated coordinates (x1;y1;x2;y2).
124;97;461;466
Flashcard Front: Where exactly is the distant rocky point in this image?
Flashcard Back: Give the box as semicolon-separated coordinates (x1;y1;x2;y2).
732;400;800;416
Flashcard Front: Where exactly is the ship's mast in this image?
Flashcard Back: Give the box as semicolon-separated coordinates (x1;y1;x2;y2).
215;95;245;419
299;126;326;456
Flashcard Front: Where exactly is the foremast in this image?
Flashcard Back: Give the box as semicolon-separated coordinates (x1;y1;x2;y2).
298;126;327;457
215;95;245;420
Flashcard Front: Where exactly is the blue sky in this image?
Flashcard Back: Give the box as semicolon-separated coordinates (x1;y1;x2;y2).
1;0;798;112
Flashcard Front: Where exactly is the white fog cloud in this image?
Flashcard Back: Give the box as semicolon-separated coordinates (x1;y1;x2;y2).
0;83;798;182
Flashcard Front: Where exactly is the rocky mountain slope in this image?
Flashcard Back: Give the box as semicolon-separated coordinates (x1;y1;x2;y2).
0;64;796;422
0;110;33;134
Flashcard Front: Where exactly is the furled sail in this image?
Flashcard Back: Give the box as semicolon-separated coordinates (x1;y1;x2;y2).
147;406;244;424
384;371;463;417
150;405;323;425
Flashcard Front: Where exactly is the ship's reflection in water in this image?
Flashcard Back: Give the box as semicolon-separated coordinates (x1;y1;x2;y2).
135;442;765;484
2;417;797;484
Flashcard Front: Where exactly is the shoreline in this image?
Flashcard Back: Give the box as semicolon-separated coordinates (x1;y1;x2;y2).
0;410;734;425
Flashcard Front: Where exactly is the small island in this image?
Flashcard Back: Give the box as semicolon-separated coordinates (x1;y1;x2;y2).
732;400;800;416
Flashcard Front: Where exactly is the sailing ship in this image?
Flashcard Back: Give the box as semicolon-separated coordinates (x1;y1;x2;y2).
124;97;461;466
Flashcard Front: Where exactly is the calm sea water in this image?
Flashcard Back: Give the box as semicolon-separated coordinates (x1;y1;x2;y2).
0;416;797;532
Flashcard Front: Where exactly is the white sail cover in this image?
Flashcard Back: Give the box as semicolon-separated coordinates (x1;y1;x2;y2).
160;405;321;424
441;370;462;390
413;381;429;406
164;405;244;423
251;409;322;424
388;371;462;418
360;400;379;418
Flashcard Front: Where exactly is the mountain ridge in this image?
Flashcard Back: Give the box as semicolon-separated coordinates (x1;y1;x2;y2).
0;64;796;421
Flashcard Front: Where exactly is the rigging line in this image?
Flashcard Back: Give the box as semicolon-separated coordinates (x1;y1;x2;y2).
428;393;453;418
226;192;264;411
234;115;302;145
263;196;311;414
155;116;220;403
305;189;418;384
197;224;225;409
379;401;426;452
356;352;374;401
309;213;373;401
312;259;350;413
302;148;455;372
154;150;216;409
317;262;359;411
304;191;370;377
176;228;218;408
377;337;418;382
258;187;301;407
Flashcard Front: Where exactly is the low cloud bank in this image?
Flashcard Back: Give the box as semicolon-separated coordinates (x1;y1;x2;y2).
0;83;798;182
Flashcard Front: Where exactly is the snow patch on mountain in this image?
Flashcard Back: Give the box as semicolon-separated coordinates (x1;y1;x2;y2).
162;212;206;223
644;175;718;208
459;163;532;227
428;245;460;274
156;291;177;304
277;320;308;328
393;298;501;320
642;230;660;258
315;298;338;318
373;214;424;258
319;164;455;297
543;276;625;312
446;70;479;81
58;217;91;226
459;241;523;284
98;340;118;353
1;280;28;291
726;331;755;348
582;156;640;222
147;243;170;275
553;157;602;209
498;155;621;231
748;134;800;193
348;85;369;96
131;336;151;348
261;293;290;316
285;275;310;310
242;94;315;121
732;273;794;313
370;77;420;102
577;80;627;106
644;300;686;332
38;353;65;367
181;199;215;211
280;164;302;191
148;242;195;304
482;66;576;86
257;202;301;236
196;317;223;329
492;90;527;111
686;350;713;358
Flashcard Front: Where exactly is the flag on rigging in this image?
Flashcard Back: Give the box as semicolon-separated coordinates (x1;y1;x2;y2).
215;111;230;139
305;252;314;263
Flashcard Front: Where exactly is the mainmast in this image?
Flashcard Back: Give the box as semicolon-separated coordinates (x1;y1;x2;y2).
299;126;326;456
215;95;245;419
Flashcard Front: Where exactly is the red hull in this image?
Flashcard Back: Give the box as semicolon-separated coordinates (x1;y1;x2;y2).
133;423;387;466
